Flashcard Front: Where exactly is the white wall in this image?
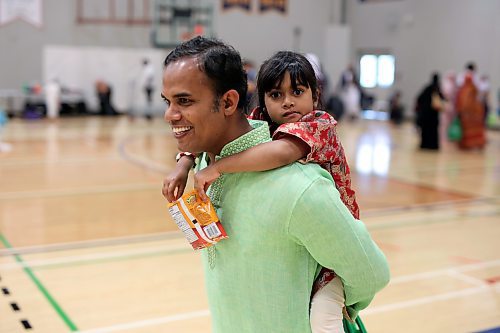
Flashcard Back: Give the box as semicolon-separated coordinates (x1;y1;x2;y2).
43;46;167;113
215;0;332;67
324;25;351;97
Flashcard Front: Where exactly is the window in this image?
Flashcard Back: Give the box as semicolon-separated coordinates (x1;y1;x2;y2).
359;54;395;88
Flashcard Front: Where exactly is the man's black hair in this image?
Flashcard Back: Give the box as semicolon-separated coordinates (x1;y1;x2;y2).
164;36;248;112
466;62;476;72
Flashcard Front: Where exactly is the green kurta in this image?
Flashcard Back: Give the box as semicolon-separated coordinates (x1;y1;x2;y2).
198;120;389;333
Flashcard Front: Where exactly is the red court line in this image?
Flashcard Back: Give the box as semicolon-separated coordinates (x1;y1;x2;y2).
485;276;500;285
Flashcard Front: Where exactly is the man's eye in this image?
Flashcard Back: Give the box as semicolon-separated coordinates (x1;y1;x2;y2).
178;98;191;105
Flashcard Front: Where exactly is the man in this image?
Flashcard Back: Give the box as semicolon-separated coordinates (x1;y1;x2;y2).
140;58;155;120
162;37;389;333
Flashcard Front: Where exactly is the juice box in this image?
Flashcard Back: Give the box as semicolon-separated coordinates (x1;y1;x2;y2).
167;189;228;250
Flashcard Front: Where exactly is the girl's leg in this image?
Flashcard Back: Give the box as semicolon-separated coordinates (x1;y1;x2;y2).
310;276;345;333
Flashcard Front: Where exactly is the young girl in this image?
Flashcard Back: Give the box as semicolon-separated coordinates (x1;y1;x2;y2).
165;51;360;333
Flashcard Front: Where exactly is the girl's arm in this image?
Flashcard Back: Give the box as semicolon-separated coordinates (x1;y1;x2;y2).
194;135;310;201
162;155;195;202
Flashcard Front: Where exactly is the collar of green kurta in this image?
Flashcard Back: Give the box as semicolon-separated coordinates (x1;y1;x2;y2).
216;119;270;160
206;119;270;208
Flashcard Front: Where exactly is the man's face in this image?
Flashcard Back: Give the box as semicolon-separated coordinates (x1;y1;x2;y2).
162;57;227;154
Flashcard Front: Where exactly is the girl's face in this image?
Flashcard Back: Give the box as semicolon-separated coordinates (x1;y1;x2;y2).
264;71;316;124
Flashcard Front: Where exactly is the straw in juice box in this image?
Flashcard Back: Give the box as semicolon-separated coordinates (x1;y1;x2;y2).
167;189;228;250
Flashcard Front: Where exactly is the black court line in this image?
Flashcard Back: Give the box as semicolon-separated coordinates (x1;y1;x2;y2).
21;319;32;330
1;277;32;330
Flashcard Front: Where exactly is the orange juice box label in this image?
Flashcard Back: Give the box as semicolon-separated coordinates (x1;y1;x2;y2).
167;189;228;250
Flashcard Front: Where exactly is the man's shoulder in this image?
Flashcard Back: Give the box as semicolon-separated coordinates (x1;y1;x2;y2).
281;161;332;182
245;161;333;190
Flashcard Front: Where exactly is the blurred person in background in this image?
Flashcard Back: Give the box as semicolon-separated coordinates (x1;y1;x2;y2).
455;74;486;150
305;53;330;109
441;71;458;143
389;90;404;125
478;74;490;124
415;73;445;150
338;65;361;120
140;58;155;120
243;59;257;111
44;78;61;119
95;80;117;116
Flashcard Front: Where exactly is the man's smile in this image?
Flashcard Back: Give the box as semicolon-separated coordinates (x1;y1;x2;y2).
171;126;193;137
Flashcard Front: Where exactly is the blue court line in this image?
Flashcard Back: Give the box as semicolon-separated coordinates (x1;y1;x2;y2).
0;234;78;331
475;327;500;333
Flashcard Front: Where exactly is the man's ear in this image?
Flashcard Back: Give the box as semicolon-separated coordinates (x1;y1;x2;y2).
222;90;240;116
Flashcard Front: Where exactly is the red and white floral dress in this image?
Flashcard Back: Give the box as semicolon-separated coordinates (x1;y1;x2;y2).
248;107;360;294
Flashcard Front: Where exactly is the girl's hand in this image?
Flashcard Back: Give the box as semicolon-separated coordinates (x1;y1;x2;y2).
162;166;189;202
194;165;221;201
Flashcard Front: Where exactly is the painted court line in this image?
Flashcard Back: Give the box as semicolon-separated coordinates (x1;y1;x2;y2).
0;234;78;331
0;183;160;200
75;285;498;331
77;310;210;333
447;270;488;287
362;285;492;316
118;136;171;174
0;231;183;256
367;209;498;231
70;262;500;331
0;243;192;270
390;259;500;284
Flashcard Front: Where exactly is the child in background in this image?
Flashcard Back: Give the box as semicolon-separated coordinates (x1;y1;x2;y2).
165;51;361;333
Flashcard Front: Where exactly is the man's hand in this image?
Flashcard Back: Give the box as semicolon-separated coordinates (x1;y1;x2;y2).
162;165;190;202
194;165;221;201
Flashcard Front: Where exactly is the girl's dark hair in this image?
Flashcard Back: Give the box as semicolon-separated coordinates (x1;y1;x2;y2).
164;36;248;112
257;51;319;112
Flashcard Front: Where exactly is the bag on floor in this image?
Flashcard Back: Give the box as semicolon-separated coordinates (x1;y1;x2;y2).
447;117;463;141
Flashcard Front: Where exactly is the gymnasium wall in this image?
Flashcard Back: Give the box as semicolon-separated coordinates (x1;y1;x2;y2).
0;0;332;110
0;0;498;116
347;0;499;115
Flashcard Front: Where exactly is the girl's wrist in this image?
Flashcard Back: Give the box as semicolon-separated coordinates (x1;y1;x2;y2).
176;152;196;168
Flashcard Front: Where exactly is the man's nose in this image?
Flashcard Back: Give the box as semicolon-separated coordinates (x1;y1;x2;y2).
164;105;181;122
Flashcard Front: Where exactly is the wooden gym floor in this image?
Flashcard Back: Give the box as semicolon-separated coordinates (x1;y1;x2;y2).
0;115;498;333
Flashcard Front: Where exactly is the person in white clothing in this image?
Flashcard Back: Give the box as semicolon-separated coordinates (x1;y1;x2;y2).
44;78;61;119
140;58;155;120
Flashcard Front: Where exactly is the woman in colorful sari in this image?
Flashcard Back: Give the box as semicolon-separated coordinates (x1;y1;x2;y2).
455;75;486;150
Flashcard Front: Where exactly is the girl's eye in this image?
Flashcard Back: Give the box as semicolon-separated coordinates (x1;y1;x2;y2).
293;89;304;96
269;91;281;99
